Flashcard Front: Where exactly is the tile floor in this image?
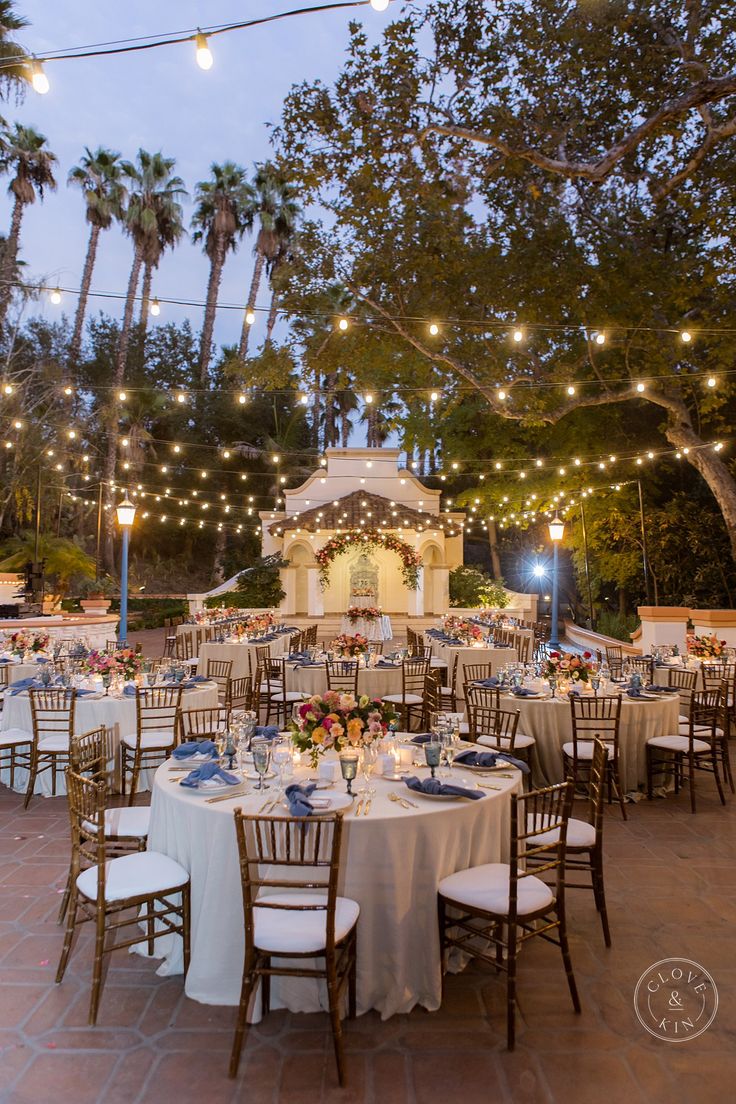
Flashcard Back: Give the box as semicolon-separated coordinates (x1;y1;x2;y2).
0;777;734;1103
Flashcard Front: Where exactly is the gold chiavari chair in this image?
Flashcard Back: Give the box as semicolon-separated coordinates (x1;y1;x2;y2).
514;634;531;664
120;686;183;804
668;667;698;722
304;624;318;646
175;631;196;667
288;630;305;655
630;655;654;681
463;661;496;691
383;656;430;731
438;780;579;1050
406;626;420;651
227;675;254;713
205;657;234;705
467;703;536;765
325;658;360;696
464;684;501;710
701;661;736;697
163;626;177;657
25;688;77;808
57;768;190;1025
228;809;358;1085
648;686;728;813
179;706;230;743
408;643;432;660
366;641;384;656
604;644;623;678
437;652;459;713
563;695;625;819
0;664;32;789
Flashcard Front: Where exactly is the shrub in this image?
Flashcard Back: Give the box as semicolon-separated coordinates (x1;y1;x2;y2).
449;566;509;609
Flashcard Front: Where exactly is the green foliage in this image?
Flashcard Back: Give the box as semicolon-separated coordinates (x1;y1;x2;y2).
204;556;287;609
0;533;94;596
596;610;640;645
449;566;508;609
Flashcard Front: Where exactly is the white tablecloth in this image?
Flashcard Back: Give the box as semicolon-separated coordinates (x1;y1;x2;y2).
339;615;393;642
495;691;680;791
143;756;522;1016
196;634;295;681
0;660;45;685
426;640;518;699
285;657;447;700
0;683;219;796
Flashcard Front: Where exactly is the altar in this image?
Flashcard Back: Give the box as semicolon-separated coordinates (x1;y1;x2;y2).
339;613;394;642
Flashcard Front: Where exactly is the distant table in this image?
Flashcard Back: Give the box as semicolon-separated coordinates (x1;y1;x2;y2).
340;614;393;643
424;638;518;699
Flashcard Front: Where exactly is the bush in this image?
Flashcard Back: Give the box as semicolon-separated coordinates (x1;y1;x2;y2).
205;555;287;610
117;597;188;630
596;609;639;644
449;566;509;609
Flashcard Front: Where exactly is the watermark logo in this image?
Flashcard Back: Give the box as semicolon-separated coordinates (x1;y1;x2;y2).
634;958;718;1042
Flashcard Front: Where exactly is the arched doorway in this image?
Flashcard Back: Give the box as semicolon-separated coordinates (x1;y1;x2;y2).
288;542;312;615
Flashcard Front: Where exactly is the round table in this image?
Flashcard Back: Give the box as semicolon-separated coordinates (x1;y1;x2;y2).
426;640;518;699
0;682;219;797
339;614;393;642
0;658;49;686
196;633;296;681
285;657;447;700
143;755;522;1018
497;691;680;791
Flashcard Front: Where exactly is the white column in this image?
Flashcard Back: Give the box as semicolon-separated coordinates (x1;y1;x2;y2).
407;566;424;617
279;568;296;616
307;566;324;617
636;606;690;654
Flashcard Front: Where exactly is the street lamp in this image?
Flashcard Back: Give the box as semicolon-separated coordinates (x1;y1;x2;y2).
116;492;136;643
548;514;565;649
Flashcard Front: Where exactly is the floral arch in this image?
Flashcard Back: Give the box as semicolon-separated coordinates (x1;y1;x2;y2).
315;529;422;590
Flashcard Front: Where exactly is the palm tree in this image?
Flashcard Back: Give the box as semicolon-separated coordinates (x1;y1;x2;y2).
0;533;94;599
237;161;300;359
192;161;254;387
0;2;31;101
138;187;186;328
67;147;126;364
0;124;57;322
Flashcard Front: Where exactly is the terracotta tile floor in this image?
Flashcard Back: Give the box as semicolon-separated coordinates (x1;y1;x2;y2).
0;781;734;1104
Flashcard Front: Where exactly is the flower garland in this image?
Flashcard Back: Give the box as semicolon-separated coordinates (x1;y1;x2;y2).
316;529;422;590
346;605;382;622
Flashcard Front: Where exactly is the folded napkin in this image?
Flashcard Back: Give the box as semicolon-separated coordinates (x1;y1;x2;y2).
74;688;98;697
260;633;277;641
0;657;9;664
473;677;499;688
455;748;530;773
284;626;300;632
295;660;323;667
185;674;209;684
10;677;41;694
511;686;537;697
180;761;240;789
173;739;218;760
285;782;318;816
123;685;138;697
34;656;49;664
376;659;398;668
411;733;433;744
288;651;310;660
627;687;644;699
645;683;679;694
403;775;482;800
255;725;279;740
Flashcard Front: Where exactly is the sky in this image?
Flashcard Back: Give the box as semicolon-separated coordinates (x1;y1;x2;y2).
0;1;390;349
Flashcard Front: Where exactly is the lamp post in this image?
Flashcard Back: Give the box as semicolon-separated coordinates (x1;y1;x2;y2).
548;513;565;649
116;492;136;643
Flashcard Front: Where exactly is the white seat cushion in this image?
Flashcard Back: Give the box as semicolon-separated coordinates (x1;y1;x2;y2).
253;892;359;954
121;731;176;750
38;734;71;753
478;732;535;750
0;727;32;746
260;681;283;693
439;862;554;917
82;806;150;839
459;721;470;735
648;734;711;754
76;850;188;902
527;814;596;849
440;686;454;696
562;740;609;760
678;722;721;738
382;693;424;705
271;691;306;703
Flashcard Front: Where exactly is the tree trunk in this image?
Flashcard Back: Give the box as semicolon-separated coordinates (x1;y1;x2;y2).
69;222;101;366
199;236;225;389
663;416;736;563
341;413;350;447
139;262;153;329
0;197;25;323
487;519;503;578
264;287;279;346
324;373;337;448
238;250;265;359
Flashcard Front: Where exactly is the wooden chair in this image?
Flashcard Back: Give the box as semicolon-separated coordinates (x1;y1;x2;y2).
366;641;384;656
24;688;77;808
227;675;254;713
467;703;535;765
439;653;458;712
563;695;625;820
438;780;579;1049
630;656;654;681
463;662;495;695
604;645;623;678
175;631;197;672
205;657;234;705
163;629;177;658
288;631;305;655
120;686;183;804
514;634;531;664
229;809;358;1085
408;643;432;660
0;667;32;789
179;706;229;743
259;659;303;726
304;624;318;646
325;659;360;696
647;687;728;812
382;657;430;731
701;662;736;698
56;768;190;1025
667;667;698;720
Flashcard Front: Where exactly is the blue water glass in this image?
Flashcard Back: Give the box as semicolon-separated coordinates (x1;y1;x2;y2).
424;740;441;779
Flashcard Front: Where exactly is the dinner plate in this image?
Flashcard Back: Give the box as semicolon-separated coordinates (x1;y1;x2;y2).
184;780;242;795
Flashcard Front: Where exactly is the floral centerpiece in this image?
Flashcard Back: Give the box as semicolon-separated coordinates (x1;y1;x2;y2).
346;605;382;623
330;632;369;657
245;611;275;635
8;630;50;656
289;692;399;767
686;633;727;659
193;607;238;624
543;650;594;683
443;616;484;644
85;647;143;681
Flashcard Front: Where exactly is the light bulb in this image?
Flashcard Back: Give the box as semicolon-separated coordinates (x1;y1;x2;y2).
429;323;439;336
338;317;349;331
707;376;716;388
30;59;49;94
430;391;438;401
150;298;161;316
118;391;127;401
365;393;373;404
497;389;506;401
49;287;61;305
245;310;255;325
681;330;692;343
594;332;606;345
567;385;576;395
370;0;390;9
512;328;523;342
195;32;213;70
238;393;247;404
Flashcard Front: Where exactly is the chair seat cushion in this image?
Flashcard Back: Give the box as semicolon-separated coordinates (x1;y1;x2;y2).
648;734;711;754
478;732;535;750
440;686;454;696
38;734;71;753
527;814;596;849
271;691;306;703
76;850;188;902
0;727;32;747
439;862;554;917
562;740;609;760
382;693;424;705
82;806;151;839
253;892;359;954
260;681;283;693
678;722;722;738
121;731;176;750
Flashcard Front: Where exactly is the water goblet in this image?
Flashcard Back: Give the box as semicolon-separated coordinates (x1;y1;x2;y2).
339;752;359;796
591;674;601;695
548;676;557;700
361;743;378;793
272;737;292;796
252;740;271;792
424;739;441;779
102;672;111;696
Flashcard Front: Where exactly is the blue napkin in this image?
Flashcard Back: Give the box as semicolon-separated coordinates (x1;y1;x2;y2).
123;684;138;697
645;683;679;694
404;775;482;800
627;687;644;699
255;725;279;740
0;658;9;664
173;739;218;760
285;782;317;816
74;688;98;697
34;656;49;664
376;659;398;668
511;686;537;697
473;677;499;688
260;634;277;642
187;674;209;683
455;748;530;773
284;626;300;632
10;677;41;694
296;660;323;668
411;733;433;744
180;761;240;788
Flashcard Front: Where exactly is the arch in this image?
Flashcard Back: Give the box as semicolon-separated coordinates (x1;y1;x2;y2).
288;541;313;615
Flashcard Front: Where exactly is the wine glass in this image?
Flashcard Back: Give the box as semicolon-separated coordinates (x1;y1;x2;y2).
339;752;359;795
548;676;557;700
361;744;377;794
424;740;441;779
591;673;601;695
252;740;271;792
272;737;292;797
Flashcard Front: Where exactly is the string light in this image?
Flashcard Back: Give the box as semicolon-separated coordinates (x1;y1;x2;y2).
707;376;716;387
337;317;349;332
429;323;439;336
118;391;127;401
594;332;606;345
636;382;646;392
681;330;692;343
195;31;214;69
150;298;161;316
370;0;390;10
497;389;506;401
512;328;524;343
49;287;62;305
566;385;575;396
244;310;255;325
29;58;49;94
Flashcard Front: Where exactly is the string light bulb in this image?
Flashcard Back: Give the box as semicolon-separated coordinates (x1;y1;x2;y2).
150;298;161;316
337;317;349;331
512;328;524;343
29;58;49;94
365;393;373;404
497;389;506;401
2;384;12;395
636;382;646;392
245;310;255;325
566;385;576;396
49;287;62;305
594;332;606;345
195;31;214;70
681;330;692;343
370;0;390;10
707;376;716;388
118;391;127;401
429;323;439;336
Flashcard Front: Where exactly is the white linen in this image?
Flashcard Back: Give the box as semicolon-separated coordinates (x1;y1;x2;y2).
197;636;292;681
339;614;393;642
426;640;518;699
286;657;446;700
141;758;522;1018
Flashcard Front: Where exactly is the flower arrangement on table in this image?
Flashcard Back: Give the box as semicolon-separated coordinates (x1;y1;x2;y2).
330;632;369;657
543;650;594;683
245;611;275;635
442;616;484;644
346;605;382;623
686;633;727;659
193;607;238;624
289;692;400;766
84;647;143;681
8;630;50;656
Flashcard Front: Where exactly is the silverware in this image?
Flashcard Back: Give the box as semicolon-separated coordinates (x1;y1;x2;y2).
204;786;250;803
354;796;364;817
388;791;416;809
257;797;274;813
363;796;372;816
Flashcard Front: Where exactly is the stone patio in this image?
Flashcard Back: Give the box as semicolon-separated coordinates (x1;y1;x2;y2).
1;776;734;1104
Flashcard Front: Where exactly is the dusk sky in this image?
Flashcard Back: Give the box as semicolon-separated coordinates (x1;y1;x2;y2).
1;1;391;349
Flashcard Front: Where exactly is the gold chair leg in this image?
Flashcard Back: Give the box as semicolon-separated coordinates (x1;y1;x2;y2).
326;957;347;1087
228;956;257;1079
23;750;39;809
55;889;78;983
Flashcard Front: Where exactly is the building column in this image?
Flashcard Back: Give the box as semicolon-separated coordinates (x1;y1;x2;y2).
636;606;690;655
407;566;424;617
307;566;324;617
279;567;296;616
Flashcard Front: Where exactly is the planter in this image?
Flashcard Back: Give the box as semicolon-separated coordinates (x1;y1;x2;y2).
80;599;112;615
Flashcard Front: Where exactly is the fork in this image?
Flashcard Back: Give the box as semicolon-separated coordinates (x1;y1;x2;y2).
354;796;364;817
388;791;416;809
